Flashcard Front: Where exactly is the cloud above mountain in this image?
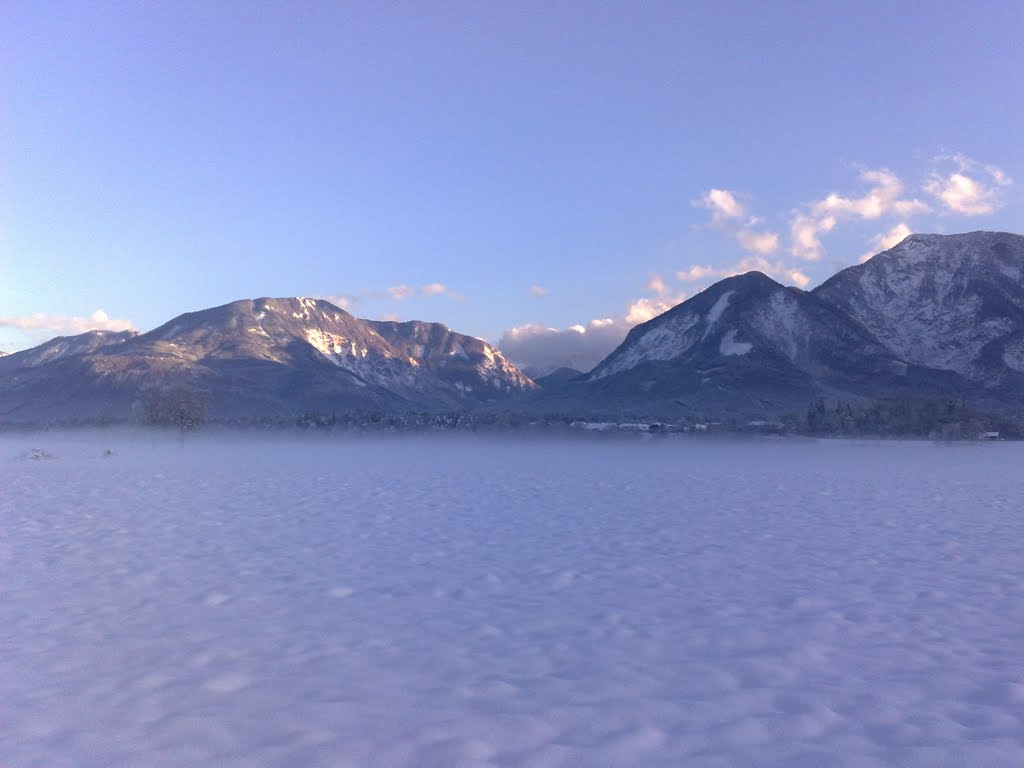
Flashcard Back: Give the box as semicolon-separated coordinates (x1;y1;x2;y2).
861;223;914;262
690;153;1014;284
0;310;134;338
677;258;810;289
498;277;688;375
698;188;746;222
790;168;930;262
925;154;1013;216
498;319;628;377
696;188;782;258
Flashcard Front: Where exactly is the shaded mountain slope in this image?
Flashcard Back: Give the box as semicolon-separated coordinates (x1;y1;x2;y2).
813;231;1024;390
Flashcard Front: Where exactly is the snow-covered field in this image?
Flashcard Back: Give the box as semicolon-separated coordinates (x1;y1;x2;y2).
3;432;1024;767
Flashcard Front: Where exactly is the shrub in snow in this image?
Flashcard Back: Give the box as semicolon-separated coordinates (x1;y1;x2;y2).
20;448;57;461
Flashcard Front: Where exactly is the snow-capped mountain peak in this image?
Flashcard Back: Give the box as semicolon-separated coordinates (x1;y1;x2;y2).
0;297;535;422
813;231;1024;386
589;271;784;381
576;265;965;417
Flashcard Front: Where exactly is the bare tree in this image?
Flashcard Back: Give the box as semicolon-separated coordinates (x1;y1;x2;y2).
134;384;209;431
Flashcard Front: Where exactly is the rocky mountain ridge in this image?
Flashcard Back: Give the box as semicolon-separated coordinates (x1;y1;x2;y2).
548;231;1022;419
2;232;1022;425
0;297;534;423
812;231;1024;390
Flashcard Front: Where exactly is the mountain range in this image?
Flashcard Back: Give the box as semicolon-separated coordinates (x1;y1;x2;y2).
0;297;534;423
2;231;1022;425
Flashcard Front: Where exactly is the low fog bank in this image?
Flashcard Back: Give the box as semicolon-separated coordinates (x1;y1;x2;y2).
2;425;1014;473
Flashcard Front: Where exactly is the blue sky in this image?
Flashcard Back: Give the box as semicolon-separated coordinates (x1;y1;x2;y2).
3;1;1022;369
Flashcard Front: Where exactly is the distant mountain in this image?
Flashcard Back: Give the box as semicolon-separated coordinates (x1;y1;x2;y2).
545;231;1023;420
813;231;1024;391
572;270;964;417
533;367;584;389
4;232;1023;426
367;319;533;396
0;298;535;423
4;330;138;365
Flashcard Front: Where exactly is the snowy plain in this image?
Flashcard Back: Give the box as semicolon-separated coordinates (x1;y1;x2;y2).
3;431;1024;767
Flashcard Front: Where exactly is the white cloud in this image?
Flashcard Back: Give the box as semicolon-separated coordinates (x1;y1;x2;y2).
0;309;135;337
499;279;686;376
696;152;1012;276
861;223;913;262
924;156;1012;215
498;319;630;377
420;282;462;299
696;187;787;271
387;282;460;301
790;168;929;261
987;164;1012;187
790;213;831;262
625;294;686;325
619;275;687;324
732;256;811;288
320;295;352;310
677;265;718;282
647;275;668;295
925;173;993;215
697;188;745;221
501;275;691;375
697;187;788;268
787;269;811;289
529;285;549;298
736;229;780;255
812;169;930;221
419;282;448;297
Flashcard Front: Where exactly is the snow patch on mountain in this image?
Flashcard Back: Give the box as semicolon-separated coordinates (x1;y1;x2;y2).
1;330;138;368
305;329;369;362
289;297;319;321
719;329;752;356
1003;337;1024;372
590;313;702;380
703;290;733;338
756;291;803;362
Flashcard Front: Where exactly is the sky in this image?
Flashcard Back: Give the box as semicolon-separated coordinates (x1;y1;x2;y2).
3;1;1023;371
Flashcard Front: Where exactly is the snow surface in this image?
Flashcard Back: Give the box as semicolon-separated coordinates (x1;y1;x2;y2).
4;433;1024;767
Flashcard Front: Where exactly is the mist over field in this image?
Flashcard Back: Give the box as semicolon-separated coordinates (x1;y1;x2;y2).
4;432;1024;767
